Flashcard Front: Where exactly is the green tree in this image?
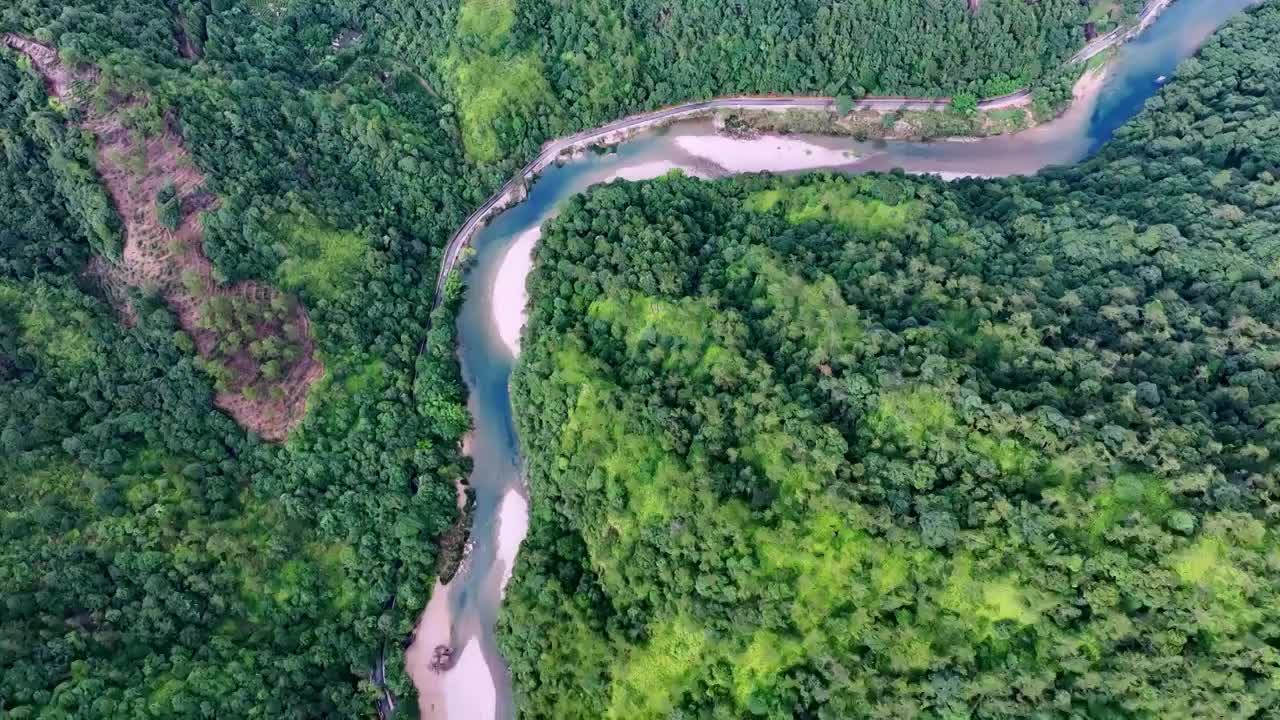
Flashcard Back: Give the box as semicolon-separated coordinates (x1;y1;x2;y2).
156;181;180;230
951;91;978;116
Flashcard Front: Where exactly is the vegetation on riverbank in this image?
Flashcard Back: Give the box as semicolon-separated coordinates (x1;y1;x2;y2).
430;0;1106;163
719;102;1032;143
503;4;1280;717
717;59;1102;143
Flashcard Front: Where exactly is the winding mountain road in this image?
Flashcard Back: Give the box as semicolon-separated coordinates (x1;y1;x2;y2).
429;94;1008;305
427;0;1173;309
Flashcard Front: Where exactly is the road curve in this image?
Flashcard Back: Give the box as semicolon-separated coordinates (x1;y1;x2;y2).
427;0;1170;308
1070;0;1173;64
430;94;986;306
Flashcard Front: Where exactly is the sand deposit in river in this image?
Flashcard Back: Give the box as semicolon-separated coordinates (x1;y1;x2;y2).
495;489;530;594
405;581;454;718
675;134;856;173
443;639;497;720
610;160;706;181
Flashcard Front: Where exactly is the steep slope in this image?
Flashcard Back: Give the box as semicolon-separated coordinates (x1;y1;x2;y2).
4;34;321;439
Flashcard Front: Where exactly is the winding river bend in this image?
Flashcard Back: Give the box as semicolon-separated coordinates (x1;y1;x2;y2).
405;1;1260;717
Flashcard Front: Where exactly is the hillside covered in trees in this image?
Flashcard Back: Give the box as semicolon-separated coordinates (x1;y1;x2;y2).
0;41;470;717
2;0;1115;169
427;0;1098;162
366;0;1107;163
503;4;1280;718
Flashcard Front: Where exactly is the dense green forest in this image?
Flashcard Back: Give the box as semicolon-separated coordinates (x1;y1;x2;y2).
383;0;1098;162
0;43;472;716
4;0;1110;166
503;4;1280;718
0;0;1183;716
1;2;473;715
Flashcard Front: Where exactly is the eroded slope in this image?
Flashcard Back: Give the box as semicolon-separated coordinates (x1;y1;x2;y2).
3;34;320;440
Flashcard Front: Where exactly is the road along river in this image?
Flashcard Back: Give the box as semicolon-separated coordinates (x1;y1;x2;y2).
426;0;1181;307
404;1;1261;717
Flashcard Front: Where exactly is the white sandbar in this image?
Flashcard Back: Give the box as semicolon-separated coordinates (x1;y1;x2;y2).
912;171;996;182
405;581;453;718
495;489;530;594
675;134;855;173
612;160;684;181
443;638;496;720
491;228;539;356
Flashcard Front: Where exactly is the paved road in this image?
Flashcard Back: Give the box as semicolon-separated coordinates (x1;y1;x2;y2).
1070;0;1171;63
1072;26;1127;64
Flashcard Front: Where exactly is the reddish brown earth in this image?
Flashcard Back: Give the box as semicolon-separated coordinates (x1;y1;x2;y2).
175;25;200;60
3;34;322;441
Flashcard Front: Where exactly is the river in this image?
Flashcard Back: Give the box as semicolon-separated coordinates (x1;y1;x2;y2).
405;1;1260;716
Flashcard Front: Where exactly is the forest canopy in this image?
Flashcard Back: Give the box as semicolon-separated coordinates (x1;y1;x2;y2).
502;4;1280;717
0;0;1233;717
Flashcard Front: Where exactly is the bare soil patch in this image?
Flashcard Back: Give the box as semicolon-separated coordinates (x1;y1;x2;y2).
3;34;80;96
175;25;200;60
4;34;322;441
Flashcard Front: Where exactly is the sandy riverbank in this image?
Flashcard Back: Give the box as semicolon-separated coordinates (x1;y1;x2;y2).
407;633;499;720
914;171;996;181
611;160;707;181
675;134;856;173
492;228;539;356
405;580;454;718
405;487;524;720
1074;65;1110;107
495;489;530;593
444;639;497;719
993;63;1110;149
